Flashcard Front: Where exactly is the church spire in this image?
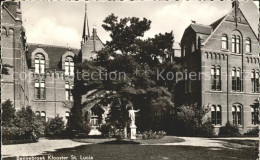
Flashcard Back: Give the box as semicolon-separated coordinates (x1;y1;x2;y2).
82;3;90;43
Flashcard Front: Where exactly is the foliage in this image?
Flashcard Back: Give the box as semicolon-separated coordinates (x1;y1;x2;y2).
14;106;44;139
173;103;212;137
141;130;166;140
2;99;16;126
195;118;215;137
219;121;240;137
71;14;181;133
45;116;65;137
243;127;259;137
2;105;44;144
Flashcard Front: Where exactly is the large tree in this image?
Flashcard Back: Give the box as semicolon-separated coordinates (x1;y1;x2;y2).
70;14;181;133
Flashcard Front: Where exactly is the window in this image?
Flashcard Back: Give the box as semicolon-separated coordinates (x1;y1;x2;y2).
245;38;251;53
35;80;45;100
40;111;46;123
65;56;74;76
236;36;240;54
251;70;260;93
65;81;73;101
232;68;242;92
232;105;242;125
251;107;259;125
211;105;221;125
222;34;228;49
65;111;70;126
35;111;40;116
191;42;195;52
232;35;241;54
35;53;45;73
211;66;221;91
232;36;235;53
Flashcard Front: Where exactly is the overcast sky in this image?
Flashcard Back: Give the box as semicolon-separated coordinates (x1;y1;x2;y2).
21;1;259;49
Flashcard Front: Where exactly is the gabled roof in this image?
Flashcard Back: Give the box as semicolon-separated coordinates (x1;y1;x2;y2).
190;23;212;35
27;43;80;70
210;16;225;30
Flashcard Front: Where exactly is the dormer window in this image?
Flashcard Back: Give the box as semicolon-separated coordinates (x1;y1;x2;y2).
65;56;74;76
221;34;228;50
35;53;45;73
245;38;251;53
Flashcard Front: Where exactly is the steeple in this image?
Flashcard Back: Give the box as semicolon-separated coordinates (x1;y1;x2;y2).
82;3;90;43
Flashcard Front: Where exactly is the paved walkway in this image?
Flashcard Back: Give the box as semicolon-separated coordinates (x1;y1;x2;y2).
2;138;88;158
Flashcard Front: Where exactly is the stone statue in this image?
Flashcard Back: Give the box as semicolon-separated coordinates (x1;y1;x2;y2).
128;107;140;126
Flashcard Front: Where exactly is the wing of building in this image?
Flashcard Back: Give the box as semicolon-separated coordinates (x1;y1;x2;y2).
179;1;260;133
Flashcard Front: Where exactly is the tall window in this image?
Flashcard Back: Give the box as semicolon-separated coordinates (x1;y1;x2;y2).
65;81;73;101
211;105;221;125
65;56;74;76
232;36;236;53
222;34;228;50
251;107;259;125
232;68;242;92
35;53;45;73
211;66;221;91
232;35;241;54
245;38;251;53
236;36;240;54
232;105;242;125
251;70;260;93
65;111;70;126
35;80;45;100
40;111;46;123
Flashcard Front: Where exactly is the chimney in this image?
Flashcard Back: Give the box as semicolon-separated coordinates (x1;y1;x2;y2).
232;0;239;8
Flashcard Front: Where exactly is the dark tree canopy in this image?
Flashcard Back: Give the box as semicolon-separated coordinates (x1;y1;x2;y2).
70;14;181;131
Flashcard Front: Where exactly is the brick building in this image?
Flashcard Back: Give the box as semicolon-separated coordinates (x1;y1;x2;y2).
1;2;106;130
180;1;260;133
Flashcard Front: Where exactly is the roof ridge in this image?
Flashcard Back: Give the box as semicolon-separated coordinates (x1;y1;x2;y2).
28;43;80;50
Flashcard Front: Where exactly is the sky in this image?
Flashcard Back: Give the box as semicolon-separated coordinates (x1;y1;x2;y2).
21;1;259;49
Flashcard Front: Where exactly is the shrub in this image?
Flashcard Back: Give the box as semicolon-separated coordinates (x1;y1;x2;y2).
14;106;43;141
244;127;259;137
141;130;166;140
2;100;16;126
219;121;240;137
195;118;215;137
81;121;91;137
45;116;65;138
99;124;112;137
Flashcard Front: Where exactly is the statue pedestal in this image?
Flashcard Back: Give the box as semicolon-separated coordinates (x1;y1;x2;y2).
130;125;137;140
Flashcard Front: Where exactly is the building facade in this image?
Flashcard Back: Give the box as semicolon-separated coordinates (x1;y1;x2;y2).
1;2;107;131
180;1;260;133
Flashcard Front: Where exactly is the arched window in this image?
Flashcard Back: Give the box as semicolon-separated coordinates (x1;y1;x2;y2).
251;70;255;92
251;107;259;125
211;66;216;90
40;111;46;122
35;53;45;74
65;81;73;101
65;111;70;126
232;105;242;125
216;66;221;90
232;36;236;53
232;67;242;92
211;105;221;125
35;80;45;100
232;68;236;91
236;36;240;54
35;111;40;116
236;68;241;92
256;70;259;93
65;56;74;76
222;34;228;50
245;38;251;53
